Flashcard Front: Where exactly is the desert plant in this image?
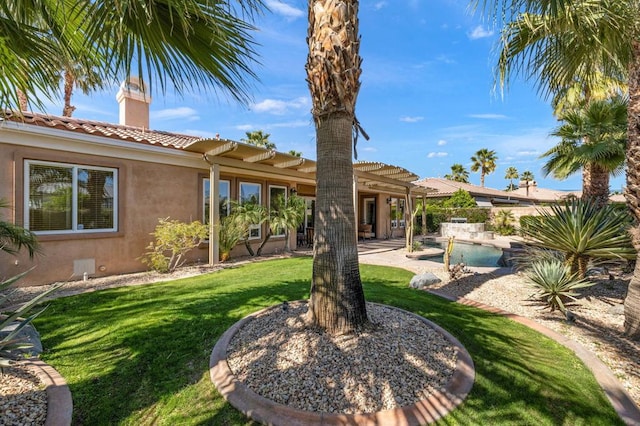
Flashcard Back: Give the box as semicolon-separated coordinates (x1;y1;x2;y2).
141;218;208;273
520;200;636;277
526;257;594;312
1;270;63;367
218;216;244;262
411;240;423;252
493;209;516;236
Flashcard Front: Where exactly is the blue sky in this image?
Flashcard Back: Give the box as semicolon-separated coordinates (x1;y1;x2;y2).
54;0;625;192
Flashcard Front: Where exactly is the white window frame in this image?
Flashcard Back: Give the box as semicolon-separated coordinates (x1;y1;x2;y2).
24;160;118;235
269;185;287;237
239;181;262;240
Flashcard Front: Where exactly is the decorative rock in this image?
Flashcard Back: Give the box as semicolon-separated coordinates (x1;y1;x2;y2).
409;273;441;289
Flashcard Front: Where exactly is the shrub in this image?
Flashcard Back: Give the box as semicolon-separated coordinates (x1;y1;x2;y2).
493;209;516;236
519;200;636;277
525;257;593;312
1;270;62;366
141;218;208;273
442;189;476;208
218;216;244;262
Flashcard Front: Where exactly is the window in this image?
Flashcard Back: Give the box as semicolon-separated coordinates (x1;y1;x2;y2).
390;197;405;229
25;160;117;234
240;182;261;239
203;179;230;224
269;186;287;237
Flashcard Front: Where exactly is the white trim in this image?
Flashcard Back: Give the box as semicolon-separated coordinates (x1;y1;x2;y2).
24;159;118;235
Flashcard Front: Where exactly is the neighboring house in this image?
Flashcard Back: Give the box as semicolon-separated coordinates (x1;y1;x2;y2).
1;81;433;286
413;178;537;207
509;181;579;203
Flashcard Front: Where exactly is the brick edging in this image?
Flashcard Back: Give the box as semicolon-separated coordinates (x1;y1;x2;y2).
22;359;73;426
428;289;640;426
210;301;475;425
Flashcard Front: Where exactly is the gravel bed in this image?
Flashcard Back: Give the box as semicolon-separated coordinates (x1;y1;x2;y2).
226;302;457;414
0;363;47;426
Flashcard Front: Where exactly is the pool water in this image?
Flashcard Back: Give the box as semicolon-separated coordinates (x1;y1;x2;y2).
422;241;503;267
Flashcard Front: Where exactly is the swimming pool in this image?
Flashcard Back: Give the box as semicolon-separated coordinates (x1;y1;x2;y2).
422;241;503;267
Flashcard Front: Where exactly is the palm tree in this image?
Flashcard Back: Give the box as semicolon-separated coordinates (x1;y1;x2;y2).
542;97;627;207
1;200;39;258
505;166;519;190
478;0;640;338
306;0;369;334
241;130;277;150
288;150;303;157
470;148;498;187
520;170;535;197
444;163;470;183
0;0;263;113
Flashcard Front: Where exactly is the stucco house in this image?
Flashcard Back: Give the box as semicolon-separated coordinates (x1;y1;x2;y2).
413;178;538;207
1;82;433;286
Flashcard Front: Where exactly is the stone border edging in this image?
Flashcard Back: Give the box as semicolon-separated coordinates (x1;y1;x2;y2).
210;301;475;426
428;289;640;426
22;359;73;426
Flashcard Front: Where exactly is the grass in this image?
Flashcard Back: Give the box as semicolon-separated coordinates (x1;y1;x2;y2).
34;257;623;425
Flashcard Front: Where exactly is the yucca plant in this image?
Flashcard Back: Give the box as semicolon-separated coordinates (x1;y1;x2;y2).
526;257;594;312
520;199;636;277
1;270;63;367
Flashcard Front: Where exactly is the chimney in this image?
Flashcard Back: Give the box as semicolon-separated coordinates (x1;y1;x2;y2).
116;77;151;128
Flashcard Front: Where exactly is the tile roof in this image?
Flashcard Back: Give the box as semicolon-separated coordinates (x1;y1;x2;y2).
413;177;520;199
3;111;200;149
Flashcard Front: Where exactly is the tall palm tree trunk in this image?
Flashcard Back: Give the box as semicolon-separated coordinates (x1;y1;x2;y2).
582;162;610;208
308;113;368;333
306;0;369;334
624;41;640;340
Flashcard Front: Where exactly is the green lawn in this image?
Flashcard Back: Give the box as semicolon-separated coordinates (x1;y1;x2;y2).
34;257;622;425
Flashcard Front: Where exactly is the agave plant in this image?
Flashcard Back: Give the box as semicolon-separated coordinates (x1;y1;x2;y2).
1;270;63;366
526;257;594;312
520;199;635;277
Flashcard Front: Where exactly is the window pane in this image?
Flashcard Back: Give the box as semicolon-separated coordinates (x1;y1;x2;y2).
240;182;260;205
29;164;73;231
203;178;210;224
77;168;114;230
219;181;230;218
240;182;261;239
270;186;286;236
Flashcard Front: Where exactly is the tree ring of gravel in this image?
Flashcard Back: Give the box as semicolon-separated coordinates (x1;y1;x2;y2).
1;359;73;426
210;301;474;425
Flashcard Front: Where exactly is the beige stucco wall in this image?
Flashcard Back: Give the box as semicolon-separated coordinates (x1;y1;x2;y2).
1;142;295;286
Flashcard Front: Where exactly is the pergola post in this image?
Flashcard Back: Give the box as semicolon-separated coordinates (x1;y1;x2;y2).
207;159;221;266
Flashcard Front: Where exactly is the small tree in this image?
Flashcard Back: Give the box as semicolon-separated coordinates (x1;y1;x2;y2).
141;218;208;273
443;189;477;208
230;202;267;257
493;209;516;235
218;216;244;262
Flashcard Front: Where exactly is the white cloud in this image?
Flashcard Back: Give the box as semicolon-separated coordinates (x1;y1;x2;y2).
362;146;378;152
437;140;447;146
236;124;254;131
266;1;304;19
151;107;199;121
468;25;494;40
251;97;309;115
468;113;508;120
373;1;388;10
427;152;448;158
400;116;424;123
